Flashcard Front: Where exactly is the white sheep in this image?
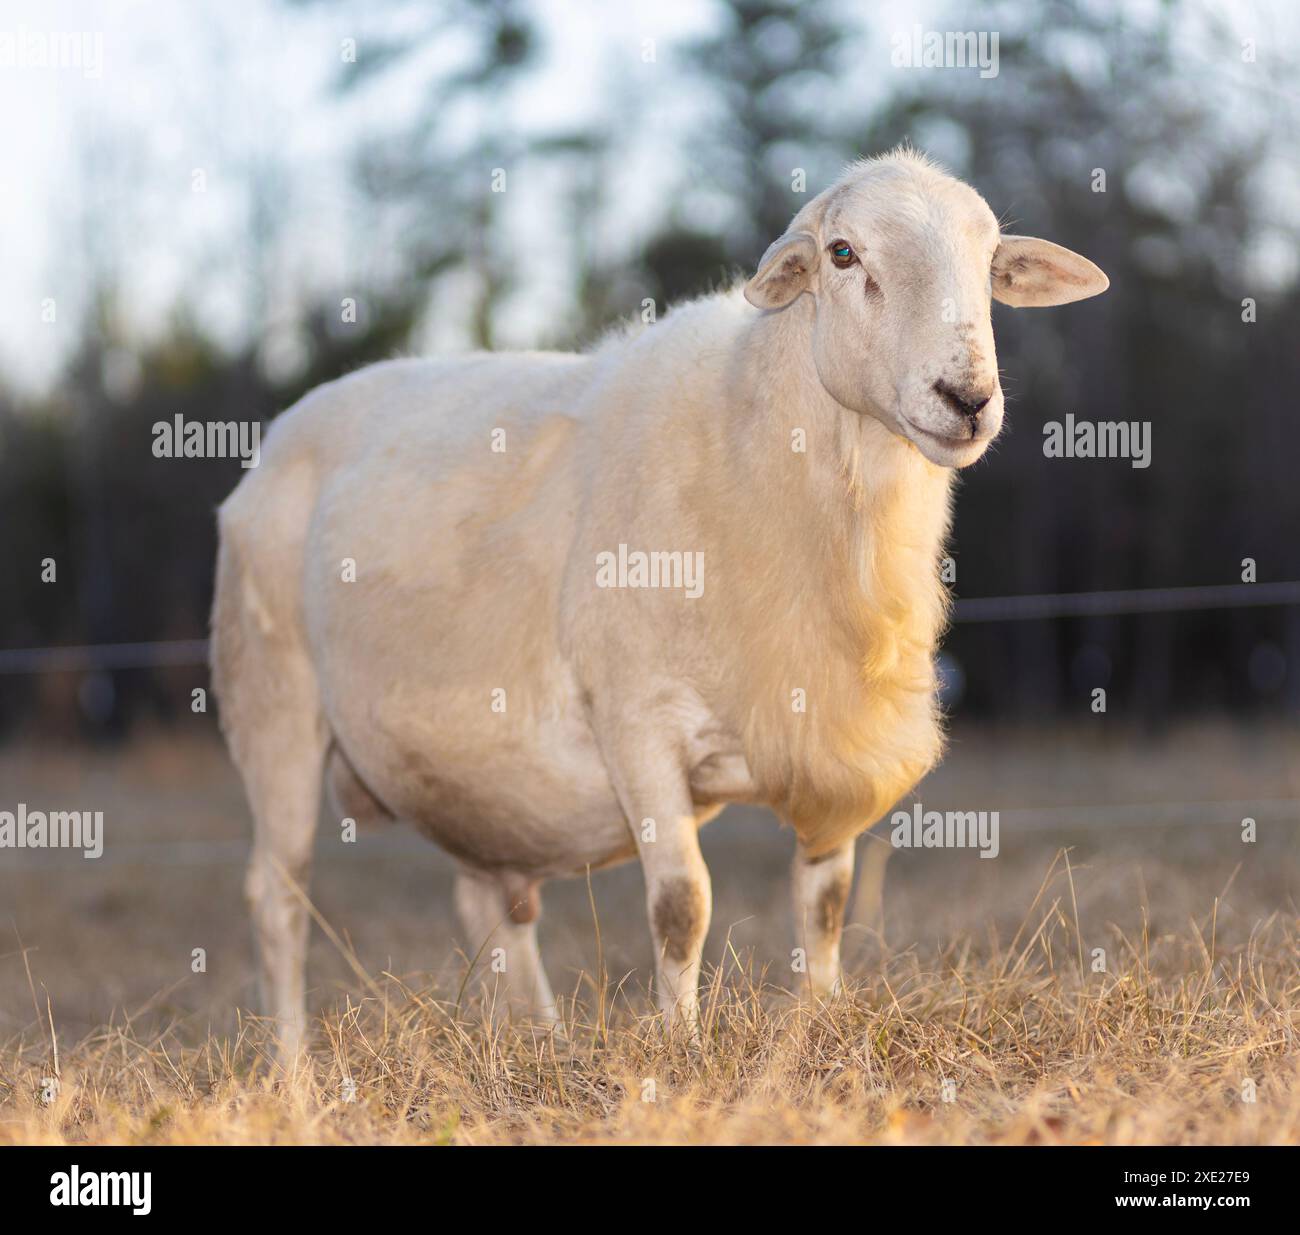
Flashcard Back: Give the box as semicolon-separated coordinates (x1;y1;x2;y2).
211;149;1108;1062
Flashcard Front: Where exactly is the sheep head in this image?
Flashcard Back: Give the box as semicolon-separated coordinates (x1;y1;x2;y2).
744;150;1109;468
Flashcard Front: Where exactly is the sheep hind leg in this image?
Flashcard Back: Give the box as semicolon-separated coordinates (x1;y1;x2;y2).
453;868;558;1026
213;545;329;1072
228;692;328;1073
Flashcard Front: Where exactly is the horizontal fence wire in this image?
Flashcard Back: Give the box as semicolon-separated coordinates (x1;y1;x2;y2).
0;638;210;675
951;580;1300;623
0;584;1295;868
0;582;1297;674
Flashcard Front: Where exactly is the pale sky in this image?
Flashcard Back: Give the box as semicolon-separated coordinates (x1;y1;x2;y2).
0;0;1293;396
0;0;730;393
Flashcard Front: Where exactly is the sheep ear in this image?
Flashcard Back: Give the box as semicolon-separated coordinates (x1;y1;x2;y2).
744;231;818;310
991;235;1109;307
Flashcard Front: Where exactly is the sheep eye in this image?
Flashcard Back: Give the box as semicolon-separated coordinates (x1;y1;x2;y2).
829;240;855;268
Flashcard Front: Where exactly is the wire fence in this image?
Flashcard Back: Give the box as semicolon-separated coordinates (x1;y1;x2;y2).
1;582;1297;674
0;638;210;675
0;582;1295;870
950;580;1300;622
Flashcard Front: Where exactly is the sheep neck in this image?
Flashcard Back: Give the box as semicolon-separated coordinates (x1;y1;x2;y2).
706;296;955;852
729;295;955;601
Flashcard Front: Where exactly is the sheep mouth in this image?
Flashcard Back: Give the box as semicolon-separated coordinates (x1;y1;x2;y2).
900;417;983;452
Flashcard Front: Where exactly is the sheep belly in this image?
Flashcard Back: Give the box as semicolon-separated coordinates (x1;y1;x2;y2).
312;637;755;878
331;688;640;876
327;695;756;878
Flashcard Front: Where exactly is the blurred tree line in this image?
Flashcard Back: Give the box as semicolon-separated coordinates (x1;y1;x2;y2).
1;0;1298;738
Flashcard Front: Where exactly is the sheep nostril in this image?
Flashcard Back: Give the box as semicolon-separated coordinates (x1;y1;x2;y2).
933;380;993;431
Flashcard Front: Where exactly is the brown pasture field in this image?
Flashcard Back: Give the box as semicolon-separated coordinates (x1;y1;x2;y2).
1;721;1297;1145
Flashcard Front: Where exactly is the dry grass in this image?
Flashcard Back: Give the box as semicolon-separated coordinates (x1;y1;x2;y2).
1;724;1298;1144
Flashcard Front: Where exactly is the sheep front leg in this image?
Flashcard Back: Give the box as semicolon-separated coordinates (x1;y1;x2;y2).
641;817;711;1035
792;838;855;999
610;756;711;1035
